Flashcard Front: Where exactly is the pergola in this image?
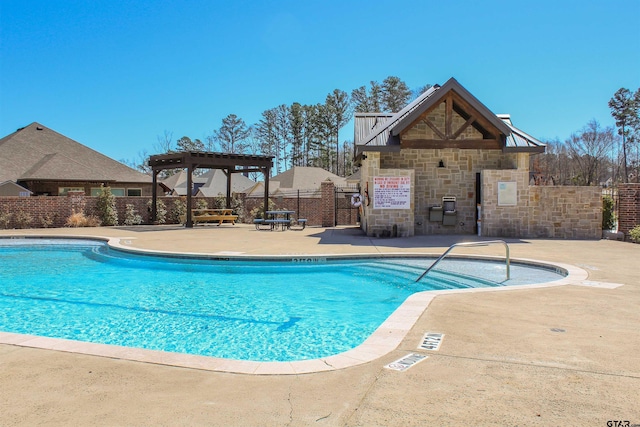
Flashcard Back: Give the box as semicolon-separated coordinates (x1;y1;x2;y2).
148;151;273;228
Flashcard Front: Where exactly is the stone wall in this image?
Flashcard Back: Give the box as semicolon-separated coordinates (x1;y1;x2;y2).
617;183;640;240
378;148;521;235
359;152;415;237
482;170;602;239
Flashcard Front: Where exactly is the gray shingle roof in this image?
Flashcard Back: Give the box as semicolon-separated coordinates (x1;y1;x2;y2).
0;122;151;183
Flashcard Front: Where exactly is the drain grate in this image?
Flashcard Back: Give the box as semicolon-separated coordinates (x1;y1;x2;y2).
385;353;428;371
419;332;444;351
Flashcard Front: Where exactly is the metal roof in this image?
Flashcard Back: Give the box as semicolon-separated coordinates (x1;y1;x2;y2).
354;78;545;154
498;115;546;153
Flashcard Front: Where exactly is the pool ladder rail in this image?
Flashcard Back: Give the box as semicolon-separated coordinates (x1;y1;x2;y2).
415;240;511;283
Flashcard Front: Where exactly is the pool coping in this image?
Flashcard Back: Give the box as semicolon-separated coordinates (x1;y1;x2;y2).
0;234;593;375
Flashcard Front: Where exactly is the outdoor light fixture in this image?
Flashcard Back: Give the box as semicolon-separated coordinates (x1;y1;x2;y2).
362;154;367;160
438;160;445;168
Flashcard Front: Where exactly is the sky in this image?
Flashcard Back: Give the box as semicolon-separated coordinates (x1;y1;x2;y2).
1;0;639;165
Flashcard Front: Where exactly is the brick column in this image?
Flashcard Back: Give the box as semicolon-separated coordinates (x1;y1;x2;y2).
321;180;335;227
618;183;640;239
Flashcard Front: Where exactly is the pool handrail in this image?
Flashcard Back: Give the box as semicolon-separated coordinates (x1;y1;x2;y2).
415;240;511;282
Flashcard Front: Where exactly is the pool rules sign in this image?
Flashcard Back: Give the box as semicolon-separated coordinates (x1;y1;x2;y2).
373;176;411;209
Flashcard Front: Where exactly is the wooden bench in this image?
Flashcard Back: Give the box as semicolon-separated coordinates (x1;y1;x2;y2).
193;209;237;226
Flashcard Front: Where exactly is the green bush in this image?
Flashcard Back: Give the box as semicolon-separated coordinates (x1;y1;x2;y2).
147;198;167;224
96;185;118;226
172;198;187;224
629;225;640;243
250;199;276;220
602;194;616;230
123;204;143;225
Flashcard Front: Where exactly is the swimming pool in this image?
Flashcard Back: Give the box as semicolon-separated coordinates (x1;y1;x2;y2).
0;237;568;365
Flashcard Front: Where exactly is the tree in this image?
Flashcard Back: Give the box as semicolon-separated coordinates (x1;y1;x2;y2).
565;119;616;186
214;114;252;153
324;89;352;175
351;81;383;113
609;87;640;183
381;76;412;112
256;108;280;173
176;136;205;152
154;130;174;153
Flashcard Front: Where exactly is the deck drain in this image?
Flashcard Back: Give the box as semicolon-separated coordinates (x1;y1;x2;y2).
385;353;428;372
550;328;566;333
419;332;444;351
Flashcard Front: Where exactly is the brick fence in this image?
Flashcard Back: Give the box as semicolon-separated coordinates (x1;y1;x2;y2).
618;183;640;240
0;184;358;229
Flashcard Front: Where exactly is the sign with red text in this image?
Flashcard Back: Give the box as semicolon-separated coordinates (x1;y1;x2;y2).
373;176;411;209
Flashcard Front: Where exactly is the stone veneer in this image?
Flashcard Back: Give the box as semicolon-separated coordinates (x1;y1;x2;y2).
359;149;602;239
482;170;602;239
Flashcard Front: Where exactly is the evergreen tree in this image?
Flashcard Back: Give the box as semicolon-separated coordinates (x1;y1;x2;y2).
381;76;412;112
609;87;640;183
176;136;205;152
214;114;252;153
324;89;352;174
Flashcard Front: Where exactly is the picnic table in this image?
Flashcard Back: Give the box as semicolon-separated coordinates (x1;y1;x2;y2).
192;208;238;226
254;210;307;231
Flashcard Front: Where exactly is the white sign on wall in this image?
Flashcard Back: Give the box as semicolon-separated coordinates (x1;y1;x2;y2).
373;176;411;209
498;181;517;206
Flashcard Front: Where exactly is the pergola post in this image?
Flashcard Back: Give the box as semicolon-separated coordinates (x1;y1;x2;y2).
225;168;232;209
151;170;159;223
263;166;270;219
186;165;193;228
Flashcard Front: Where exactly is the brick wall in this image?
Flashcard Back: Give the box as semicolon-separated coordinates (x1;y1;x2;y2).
0;193;330;229
618;183;640;240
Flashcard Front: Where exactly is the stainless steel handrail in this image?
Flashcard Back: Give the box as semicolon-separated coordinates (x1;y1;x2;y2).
415;240;510;282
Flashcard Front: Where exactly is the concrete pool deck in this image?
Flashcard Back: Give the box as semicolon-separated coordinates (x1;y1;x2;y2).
0;225;638;426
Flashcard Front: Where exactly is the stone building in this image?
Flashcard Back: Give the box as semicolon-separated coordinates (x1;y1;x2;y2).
354;78;601;239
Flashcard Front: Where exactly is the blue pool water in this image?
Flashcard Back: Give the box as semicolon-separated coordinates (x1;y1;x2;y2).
0;238;565;361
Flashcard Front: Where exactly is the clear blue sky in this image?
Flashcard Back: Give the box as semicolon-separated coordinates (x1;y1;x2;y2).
1;0;639;164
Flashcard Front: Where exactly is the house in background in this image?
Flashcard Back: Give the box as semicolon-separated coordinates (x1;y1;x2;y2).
0;122;154;196
244;166;348;198
0;181;32;197
161;169;256;197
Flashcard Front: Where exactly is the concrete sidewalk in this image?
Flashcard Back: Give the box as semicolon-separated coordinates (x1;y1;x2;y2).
0;225;639;426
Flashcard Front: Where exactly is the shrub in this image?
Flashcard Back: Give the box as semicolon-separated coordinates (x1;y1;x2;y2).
65;212;101;227
96;185;118;226
172;198;187;224
40;214;55;228
147;198;167;224
0;211;11;229
123;204;143;225
602;194;616;230
14;210;32;229
196;198;209;209
630;225;640;243
250;199;276;220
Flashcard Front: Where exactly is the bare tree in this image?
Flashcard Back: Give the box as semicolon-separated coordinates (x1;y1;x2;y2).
154;130;174;153
565;120;616;185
